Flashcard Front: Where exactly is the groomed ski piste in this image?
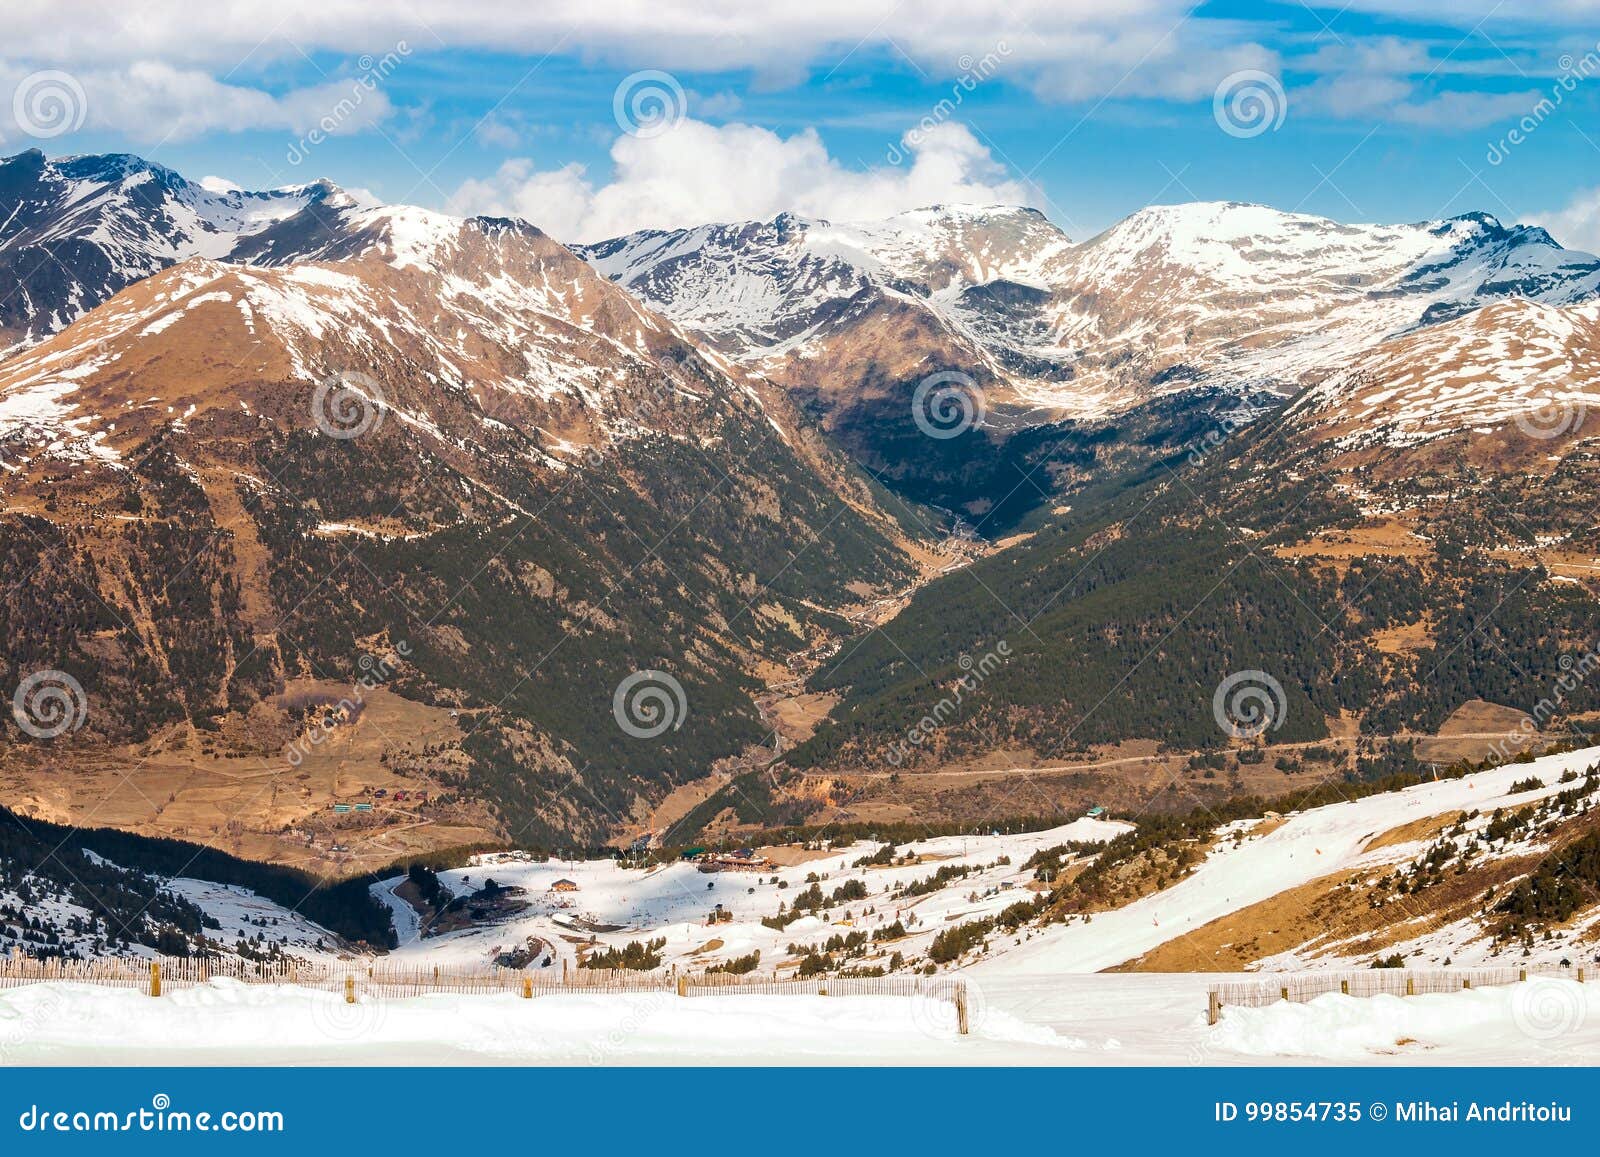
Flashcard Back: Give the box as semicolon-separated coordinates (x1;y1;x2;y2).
4;746;1599;1065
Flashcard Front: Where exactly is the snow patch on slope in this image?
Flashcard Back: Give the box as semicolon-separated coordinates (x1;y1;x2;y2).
979;746;1600;975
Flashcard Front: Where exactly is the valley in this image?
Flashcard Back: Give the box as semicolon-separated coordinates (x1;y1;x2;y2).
11;0;1600;1105
2;149;1600;997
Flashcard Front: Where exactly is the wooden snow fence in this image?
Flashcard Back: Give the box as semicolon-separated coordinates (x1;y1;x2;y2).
0;953;972;1033
0;953;315;993
1206;966;1589;1025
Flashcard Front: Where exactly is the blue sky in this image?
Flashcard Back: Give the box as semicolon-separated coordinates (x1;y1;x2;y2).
4;1;1599;246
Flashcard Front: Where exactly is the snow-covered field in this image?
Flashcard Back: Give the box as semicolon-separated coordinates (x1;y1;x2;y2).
366;745;1597;983
159;878;349;962
980;746;1600;975
5;749;1599;1065
0;981;1074;1066
376;817;1131;975
983;974;1598;1066
28;743;1585;983
3;974;1593;1066
1207;979;1600;1064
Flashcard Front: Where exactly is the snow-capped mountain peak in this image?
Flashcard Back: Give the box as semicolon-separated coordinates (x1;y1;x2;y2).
582;201;1068;299
0;149;348;351
578;194;1600;438
1065;200;1596;305
574;201;1079;433
6;150;1600;468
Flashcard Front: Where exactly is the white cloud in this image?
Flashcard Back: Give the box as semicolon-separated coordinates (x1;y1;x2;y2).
1523;187;1600;254
455;160;596;235
1383;90;1542;128
1298;74;1540;128
16;0;1579;94
690;90;743;120
473;115;525;150
1330;2;1599;24
1291;37;1546;128
0;1;1585;144
0;60;394;143
4;1;1273;111
448;119;1037;241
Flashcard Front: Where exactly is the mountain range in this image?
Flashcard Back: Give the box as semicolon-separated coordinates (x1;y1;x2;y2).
0;150;919;865
1;148;1598;864
581;199;1599;517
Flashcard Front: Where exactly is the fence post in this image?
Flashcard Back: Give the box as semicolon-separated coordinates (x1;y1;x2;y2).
561;958;569;985
1463;978;1471;990
1340;979;1349;995
1580;967;1587;984
1279;985;1289;1003
1406;976;1415;996
1207;990;1220;1027
149;961;161;998
522;976;533;999
344;974;356;1004
1520;968;1527;982
676;973;688;998
955;981;970;1036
